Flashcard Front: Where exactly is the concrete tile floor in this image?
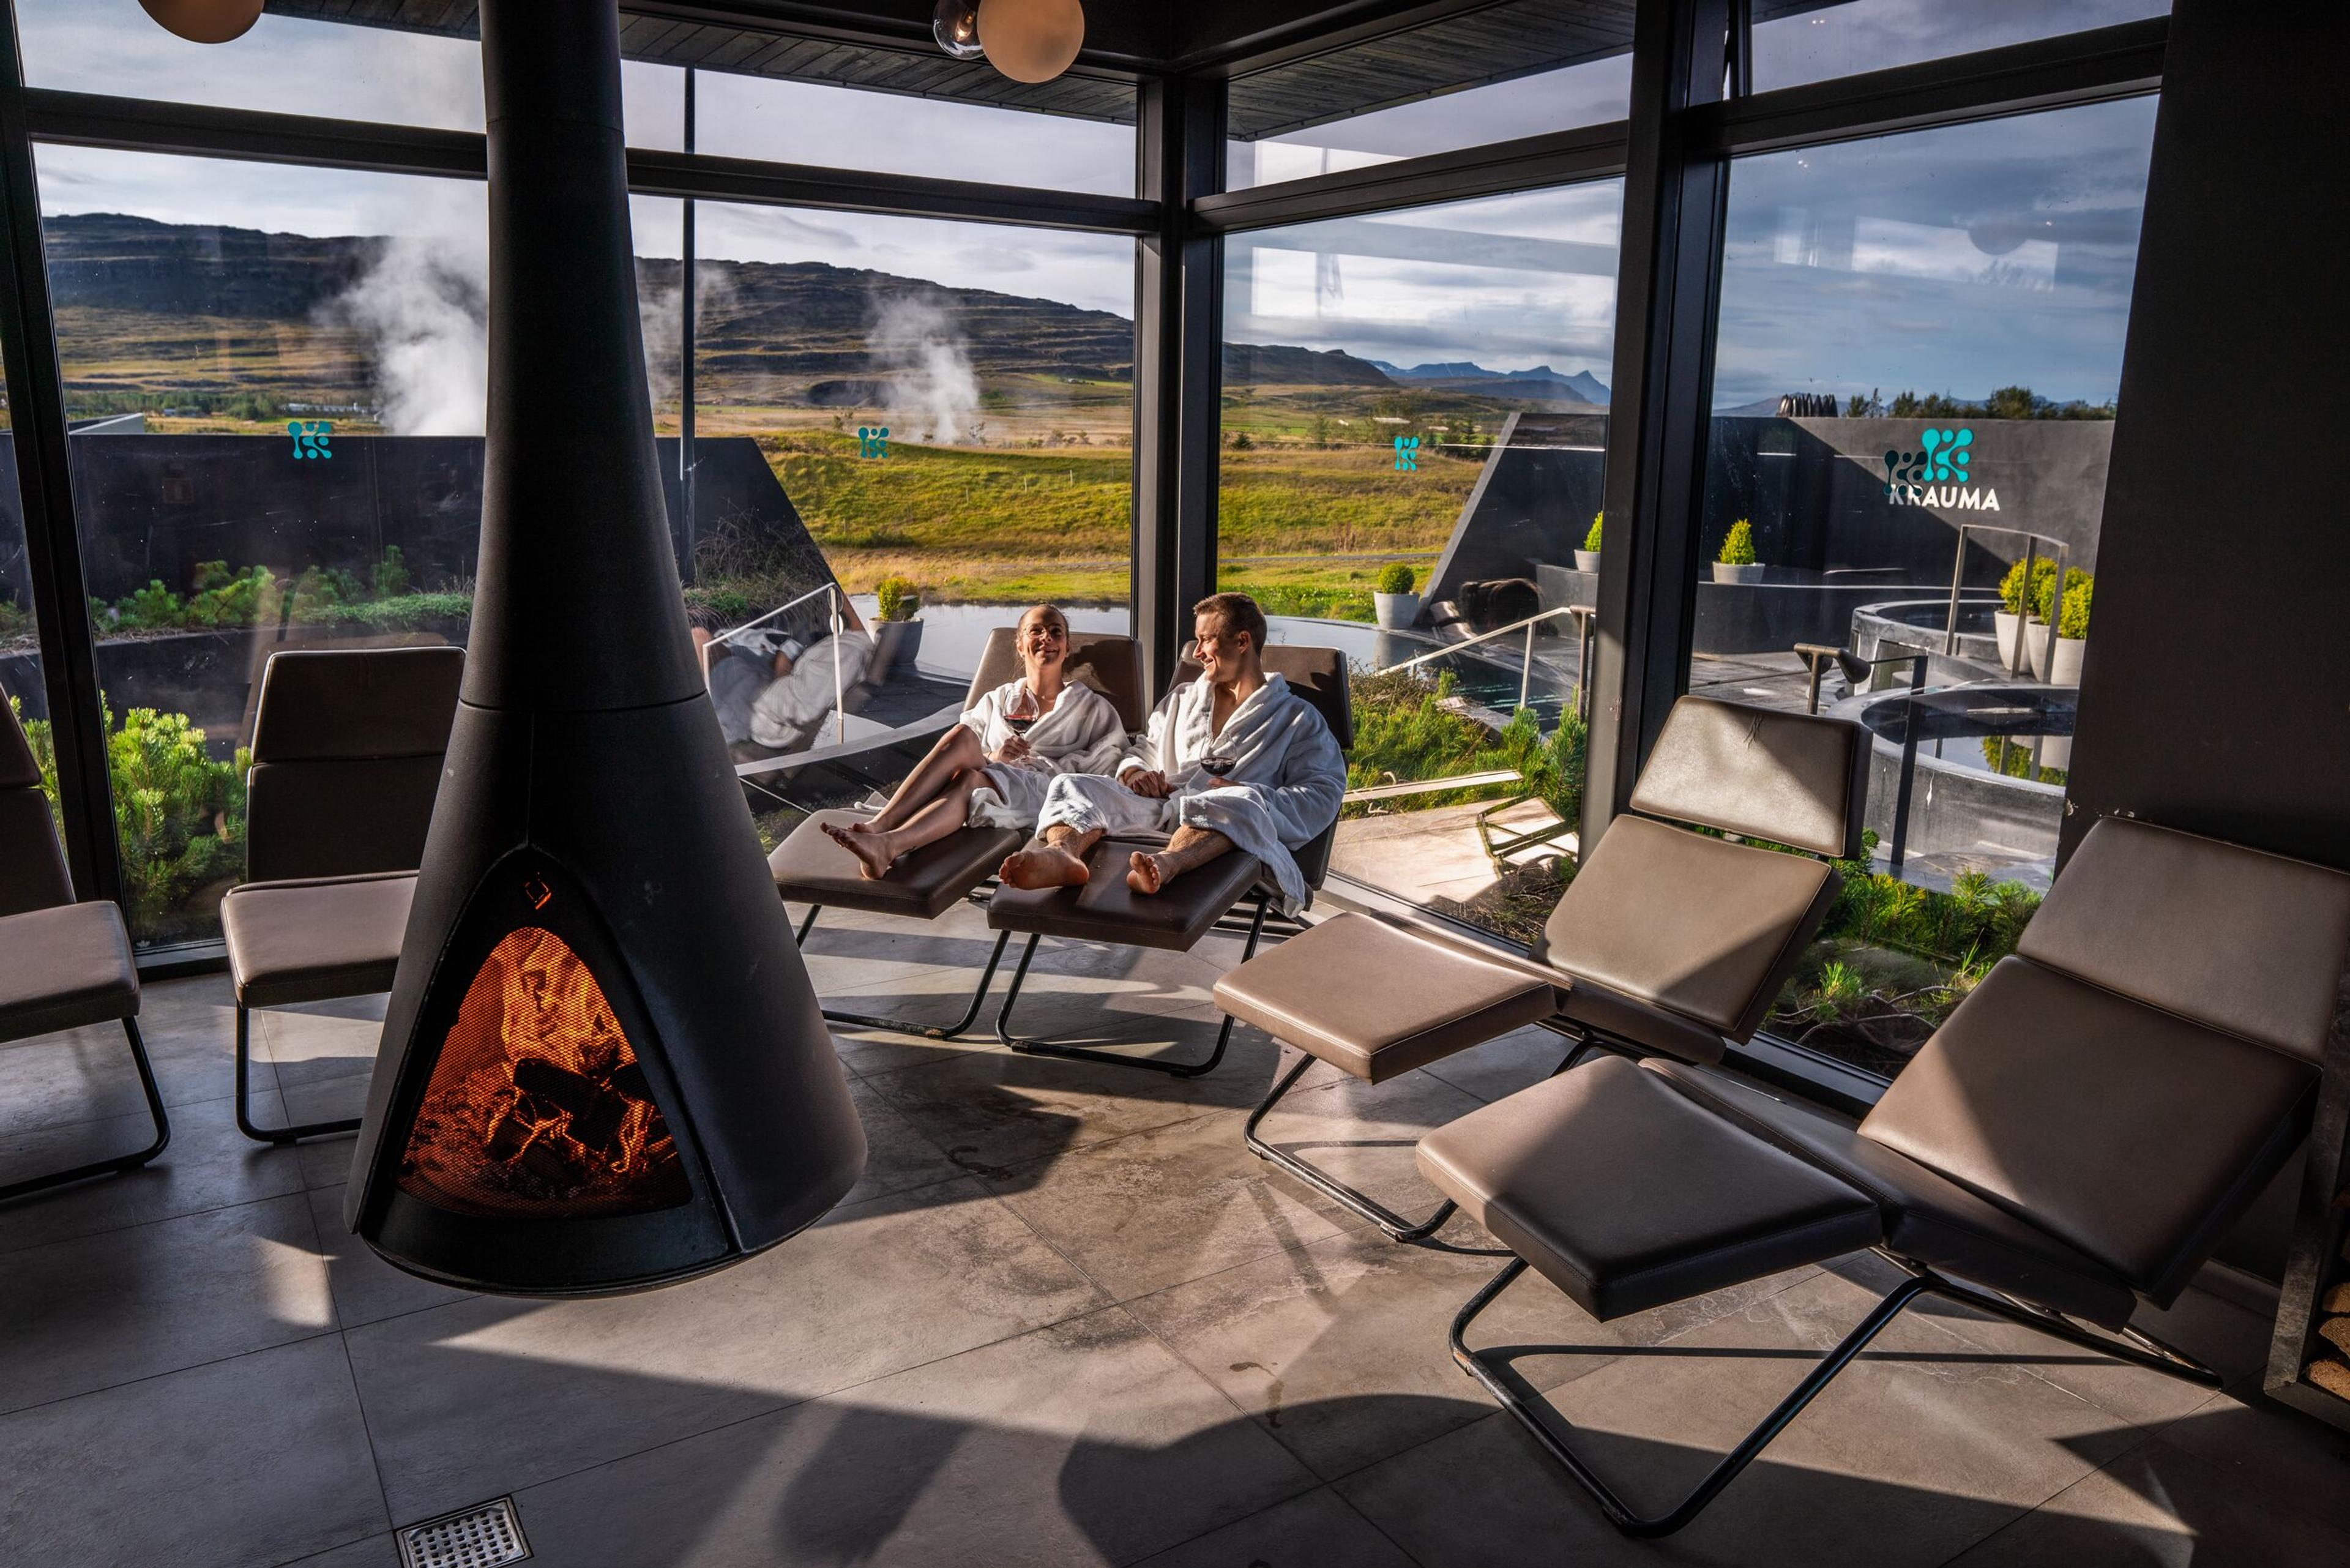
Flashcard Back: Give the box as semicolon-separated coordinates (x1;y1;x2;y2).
0;898;2341;1567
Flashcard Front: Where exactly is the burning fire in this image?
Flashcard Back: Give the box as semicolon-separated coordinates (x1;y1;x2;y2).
397;927;689;1217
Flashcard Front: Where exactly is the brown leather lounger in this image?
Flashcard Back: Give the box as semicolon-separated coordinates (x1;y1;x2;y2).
1414;816;2350;1539
981;644;1354;1080
767;628;1143;1041
1215;694;1867;1239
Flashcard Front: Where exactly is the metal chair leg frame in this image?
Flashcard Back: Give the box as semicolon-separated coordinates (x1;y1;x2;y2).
0;1017;172;1203
234;1005;362;1144
994;894;1271;1078
1448;1251;2221;1539
1242;1053;1509;1250
794;905;1014;1041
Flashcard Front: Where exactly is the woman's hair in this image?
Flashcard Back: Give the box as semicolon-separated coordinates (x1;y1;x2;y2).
1019;603;1069;637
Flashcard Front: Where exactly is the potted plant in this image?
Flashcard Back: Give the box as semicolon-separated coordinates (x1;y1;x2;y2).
1994;556;2053;674
2037;567;2091;687
870;574;923;674
1712;519;1764;584
1373;562;1421;629
1575;511;1602;573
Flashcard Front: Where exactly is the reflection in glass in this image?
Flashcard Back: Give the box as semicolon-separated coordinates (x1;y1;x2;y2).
1220;180;1622;936
1693;99;2158;1078
1751;0;2169;92
1225;0;1632;190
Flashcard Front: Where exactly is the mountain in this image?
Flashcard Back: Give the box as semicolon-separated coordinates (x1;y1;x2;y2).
39;212;1392;403
1365;357;1610;406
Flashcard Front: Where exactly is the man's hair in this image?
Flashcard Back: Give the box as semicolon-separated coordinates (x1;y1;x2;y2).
1192;592;1268;656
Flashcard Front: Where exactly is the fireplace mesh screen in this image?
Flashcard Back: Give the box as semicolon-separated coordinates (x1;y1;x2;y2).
397;926;690;1217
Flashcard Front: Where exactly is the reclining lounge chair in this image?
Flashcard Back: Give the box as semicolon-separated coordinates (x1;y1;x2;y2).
1;700;166;1202
984;644;1353;1078
1214;695;1866;1238
219;646;463;1143
1413;815;2350;1537
766;629;1145;1039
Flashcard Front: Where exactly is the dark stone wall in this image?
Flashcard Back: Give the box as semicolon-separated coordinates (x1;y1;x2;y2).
0;433;821;605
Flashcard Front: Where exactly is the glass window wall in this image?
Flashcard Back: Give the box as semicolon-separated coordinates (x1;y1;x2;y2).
1220;180;1622;935
1226;0;1632;190
1751;0;2169;92
1690;97;2158;1077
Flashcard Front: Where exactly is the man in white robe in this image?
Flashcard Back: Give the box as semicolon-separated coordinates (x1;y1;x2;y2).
1001;593;1345;911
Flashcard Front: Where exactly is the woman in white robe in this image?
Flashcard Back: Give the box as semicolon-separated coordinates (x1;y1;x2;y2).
822;604;1124;880
1004;594;1346;913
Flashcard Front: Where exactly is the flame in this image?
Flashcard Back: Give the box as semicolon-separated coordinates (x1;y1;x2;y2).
396;926;690;1218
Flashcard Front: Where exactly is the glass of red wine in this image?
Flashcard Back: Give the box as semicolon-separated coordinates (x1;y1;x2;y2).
1003;684;1040;739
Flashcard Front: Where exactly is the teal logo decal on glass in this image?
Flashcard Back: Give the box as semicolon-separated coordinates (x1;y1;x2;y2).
1883;426;1997;510
1392;435;1419;472
857;425;890;459
288;420;333;460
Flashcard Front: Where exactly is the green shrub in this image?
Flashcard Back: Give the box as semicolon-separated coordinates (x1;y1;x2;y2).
1717;518;1756;566
118;580;184;629
1343;668;1587;834
1374;562;1416;595
185;566;278;629
876;575;920;622
1583;511;1603;553
0;598;29;642
370;545;412;599
2033;567;2092;637
9;696;247;935
1998;555;2057;617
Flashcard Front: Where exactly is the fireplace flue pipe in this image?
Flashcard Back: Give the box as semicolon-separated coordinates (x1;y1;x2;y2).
341;0;865;1296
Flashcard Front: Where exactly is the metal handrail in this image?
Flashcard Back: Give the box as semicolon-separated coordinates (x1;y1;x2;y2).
1375;602;1595;719
1943;523;2070;676
707;579;850;746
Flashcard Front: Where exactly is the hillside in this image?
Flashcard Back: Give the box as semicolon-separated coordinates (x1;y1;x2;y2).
39;213;1395;415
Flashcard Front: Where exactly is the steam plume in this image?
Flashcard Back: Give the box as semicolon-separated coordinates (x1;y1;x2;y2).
334;236;487;436
867;293;982;446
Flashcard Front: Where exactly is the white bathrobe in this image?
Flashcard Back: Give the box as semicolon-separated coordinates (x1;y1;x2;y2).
1035;672;1346;912
960;678;1127;829
748;632;874;750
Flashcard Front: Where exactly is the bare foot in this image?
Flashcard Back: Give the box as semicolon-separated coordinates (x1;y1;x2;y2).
1000;846;1090;890
1125;851;1166;895
822;820;895;881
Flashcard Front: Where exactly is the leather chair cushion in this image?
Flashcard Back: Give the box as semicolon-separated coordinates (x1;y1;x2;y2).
2017;816;2350;1067
988;835;1264;952
222;872;416;1009
1628;696;1867;859
1556;971;1734;1067
966;628;1147;733
1212;912;1559;1083
1417;1055;1882;1321
1647;1057;2145;1329
250;646;464;761
0;901;140;1044
246;755;446;884
769;808;1023;920
1540;815;1837;1043
1860;955;2316;1305
0;788;73;919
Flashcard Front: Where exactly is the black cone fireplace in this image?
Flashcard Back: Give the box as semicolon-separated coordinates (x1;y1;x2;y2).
343;0;864;1295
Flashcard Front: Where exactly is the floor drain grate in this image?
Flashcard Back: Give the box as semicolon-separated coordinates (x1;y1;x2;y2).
398;1496;531;1568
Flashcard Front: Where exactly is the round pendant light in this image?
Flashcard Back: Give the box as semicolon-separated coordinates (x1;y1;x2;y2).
933;0;986;61
976;0;1084;84
137;0;264;45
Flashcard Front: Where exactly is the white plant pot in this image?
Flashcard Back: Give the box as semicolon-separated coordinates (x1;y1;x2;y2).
2046;634;2085;689
1373;591;1421;630
1994;611;2051;676
1573;550;1601;573
1711;562;1765;584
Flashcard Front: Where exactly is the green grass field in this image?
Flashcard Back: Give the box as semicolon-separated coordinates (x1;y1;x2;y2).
764;428;1474;615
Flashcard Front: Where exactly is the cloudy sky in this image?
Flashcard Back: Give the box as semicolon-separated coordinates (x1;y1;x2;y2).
22;0;2162;403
